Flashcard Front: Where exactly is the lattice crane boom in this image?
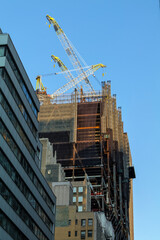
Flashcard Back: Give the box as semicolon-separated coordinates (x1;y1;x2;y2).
51;63;106;98
51;55;73;79
46;15;95;93
51;55;81;90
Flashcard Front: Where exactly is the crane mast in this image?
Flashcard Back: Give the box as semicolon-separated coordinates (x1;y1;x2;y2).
46;15;95;93
36;75;46;94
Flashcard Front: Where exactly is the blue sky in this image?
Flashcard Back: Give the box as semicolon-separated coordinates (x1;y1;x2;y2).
0;0;160;239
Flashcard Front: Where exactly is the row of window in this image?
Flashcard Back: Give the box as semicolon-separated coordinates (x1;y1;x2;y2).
0;179;48;240
69;218;93;226
0;67;37;138
73;186;83;193
0;141;52;231
68;230;92;238
0;45;38;117
0;118;54;213
0;209;29;240
0;90;35;159
73;196;83;203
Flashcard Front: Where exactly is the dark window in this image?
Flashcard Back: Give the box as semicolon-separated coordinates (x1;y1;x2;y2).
75;231;77;236
0;90;35;159
5;48;38;117
0;119;54;214
81;230;86;239
0;46;6;57
68;231;71;237
88;218;93;226
0;68;37;138
75;219;78;225
81;219;86;226
88;230;92;237
0;179;48;240
0;209;29;240
0;148;52;231
68;220;71;225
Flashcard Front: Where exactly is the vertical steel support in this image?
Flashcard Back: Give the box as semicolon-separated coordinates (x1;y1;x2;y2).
125;199;129;236
73;89;77;180
119;175;123;220
107;138;110;205
113;151;117;214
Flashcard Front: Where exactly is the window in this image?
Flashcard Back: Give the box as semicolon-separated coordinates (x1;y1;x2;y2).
73;196;76;202
0;120;54;214
78;187;83;192
0;68;37;138
75;219;78;225
68;231;71;237
0;91;35;159
75;231;77;236
88;219;93;226
78;196;83;202
73;187;77;193
81;219;86;226
0;210;29;240
0;180;48;240
88;230;92;237
0;148;52;231
81;230;86;239
0;46;5;57
78;206;83;212
5;48;38;117
68;220;71;225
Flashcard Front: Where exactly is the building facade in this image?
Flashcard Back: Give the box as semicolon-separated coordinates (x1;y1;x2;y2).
40;138;65;183
55;205;114;240
0;30;56;240
38;82;135;239
71;180;91;212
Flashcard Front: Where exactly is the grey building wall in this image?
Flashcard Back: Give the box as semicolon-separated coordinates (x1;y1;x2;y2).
40;138;65;182
0;31;56;240
52;182;73;206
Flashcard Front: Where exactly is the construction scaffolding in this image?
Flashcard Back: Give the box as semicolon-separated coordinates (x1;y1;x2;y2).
38;81;135;240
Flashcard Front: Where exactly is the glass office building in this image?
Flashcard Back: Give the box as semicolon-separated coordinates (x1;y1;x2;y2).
0;29;56;240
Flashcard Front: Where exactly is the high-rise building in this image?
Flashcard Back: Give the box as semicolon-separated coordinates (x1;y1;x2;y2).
38;81;135;239
0;29;56;240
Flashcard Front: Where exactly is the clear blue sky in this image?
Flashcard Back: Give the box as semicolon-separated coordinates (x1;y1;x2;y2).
1;0;160;239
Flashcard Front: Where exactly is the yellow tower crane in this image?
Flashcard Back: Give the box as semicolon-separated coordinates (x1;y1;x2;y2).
46;15;95;93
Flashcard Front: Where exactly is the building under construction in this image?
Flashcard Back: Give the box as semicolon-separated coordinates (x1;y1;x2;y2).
37;81;135;240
